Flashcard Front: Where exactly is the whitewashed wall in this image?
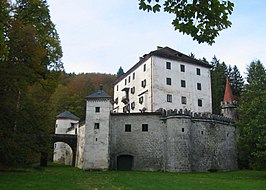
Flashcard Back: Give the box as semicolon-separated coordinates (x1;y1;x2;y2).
113;55;212;113
83;99;113;170
152;56;212;113
113;57;152;113
53;119;79;164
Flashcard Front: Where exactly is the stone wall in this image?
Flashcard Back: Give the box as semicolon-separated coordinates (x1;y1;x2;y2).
110;113;165;171
108;110;238;172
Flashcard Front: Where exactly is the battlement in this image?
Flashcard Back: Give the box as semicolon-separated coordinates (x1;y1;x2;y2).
156;108;234;124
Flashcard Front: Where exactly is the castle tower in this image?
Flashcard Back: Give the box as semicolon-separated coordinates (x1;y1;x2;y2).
83;85;113;170
221;79;237;121
53;111;79;164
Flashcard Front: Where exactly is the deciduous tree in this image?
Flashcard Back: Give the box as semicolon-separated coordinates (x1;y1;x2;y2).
139;0;234;45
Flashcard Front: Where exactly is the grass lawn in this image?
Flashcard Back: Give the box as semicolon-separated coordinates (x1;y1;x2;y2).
0;164;265;190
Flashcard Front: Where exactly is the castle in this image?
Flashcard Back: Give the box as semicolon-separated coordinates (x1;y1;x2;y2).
53;47;238;172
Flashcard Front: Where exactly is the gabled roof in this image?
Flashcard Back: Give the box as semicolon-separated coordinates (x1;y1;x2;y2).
223;79;234;102
114;46;211;85
85;85;112;99
56;111;80;121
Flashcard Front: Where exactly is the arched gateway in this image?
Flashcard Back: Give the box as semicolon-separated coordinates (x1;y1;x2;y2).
52;134;77;166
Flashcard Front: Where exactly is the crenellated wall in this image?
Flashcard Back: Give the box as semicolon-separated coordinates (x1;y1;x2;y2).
107;108;238;172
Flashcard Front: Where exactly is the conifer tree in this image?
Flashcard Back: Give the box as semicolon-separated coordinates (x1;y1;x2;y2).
210;56;227;114
237;60;266;169
117;66;125;78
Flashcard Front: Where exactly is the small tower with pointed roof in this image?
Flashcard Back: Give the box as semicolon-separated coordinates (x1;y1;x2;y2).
54;110;79;164
221;79;237;121
83;84;113;170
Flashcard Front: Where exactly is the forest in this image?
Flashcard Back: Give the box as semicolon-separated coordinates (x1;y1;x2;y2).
0;0;265;170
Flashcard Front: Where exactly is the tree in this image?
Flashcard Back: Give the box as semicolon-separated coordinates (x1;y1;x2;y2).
228;65;244;98
139;0;234;45
237;60;266;169
117;66;125;78
0;0;63;166
210;56;227;114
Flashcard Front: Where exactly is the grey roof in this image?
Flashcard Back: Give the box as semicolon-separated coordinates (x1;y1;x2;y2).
85;85;112;99
114;46;212;85
56;111;80;120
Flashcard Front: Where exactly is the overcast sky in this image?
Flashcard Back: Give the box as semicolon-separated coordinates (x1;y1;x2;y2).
48;0;266;77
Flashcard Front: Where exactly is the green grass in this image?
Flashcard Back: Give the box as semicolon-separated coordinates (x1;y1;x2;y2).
0;164;265;190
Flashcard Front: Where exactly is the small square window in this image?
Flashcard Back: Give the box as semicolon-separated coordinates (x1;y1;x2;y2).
95;107;100;113
196;68;201;75
139;96;144;104
198;99;203;107
197;83;202;90
166;78;172;85
166;62;171;69
180;64;185;72
125;124;131;132
167;94;172;102
143;64;146;72
94;123;100;129
181;96;187;104
181;80;186;87
142;124;148;132
131;102;135;110
141;79;146;88
133;72;135;80
131;86;135;94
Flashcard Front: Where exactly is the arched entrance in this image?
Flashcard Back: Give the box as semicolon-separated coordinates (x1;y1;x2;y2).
117;155;134;171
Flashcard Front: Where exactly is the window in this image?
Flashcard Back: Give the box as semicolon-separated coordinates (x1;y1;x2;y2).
166;78;172;85
180;64;185;72
181;96;187;104
197;83;202;90
133;72;135;80
181;80;186;87
95;107;100;113
55;124;58;128
125;124;131;132
182;128;185;132
131;86;135;94
201;131;204;135
141;79;146;88
116;85;119;91
115;97;118;104
198;99;203;107
139;96;143;104
128;76;131;83
131;102;135;110
125;79;127;85
166;62;171;69
196;68;201;75
167;94;172;102
94;123;100;129
143;64;146;72
142;124;148;132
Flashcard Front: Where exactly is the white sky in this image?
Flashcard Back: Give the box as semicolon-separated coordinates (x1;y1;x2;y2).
48;0;266;77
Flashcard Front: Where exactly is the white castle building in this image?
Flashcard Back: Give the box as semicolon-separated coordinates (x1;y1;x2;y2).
113;46;212;113
53;47;238;172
